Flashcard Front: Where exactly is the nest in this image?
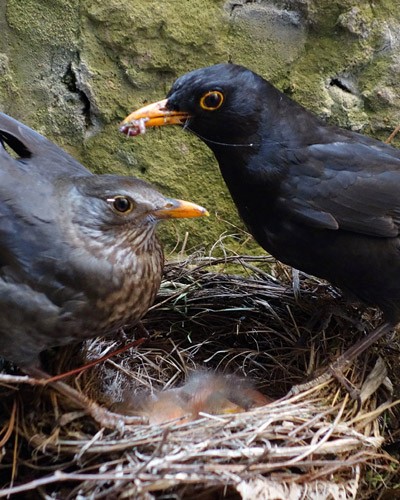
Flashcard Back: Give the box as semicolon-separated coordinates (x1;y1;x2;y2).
0;251;399;499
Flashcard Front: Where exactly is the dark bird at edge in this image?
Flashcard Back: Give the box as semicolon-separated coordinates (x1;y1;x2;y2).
121;63;400;389
0;112;208;426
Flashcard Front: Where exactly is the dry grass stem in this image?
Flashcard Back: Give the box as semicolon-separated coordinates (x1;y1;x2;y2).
0;252;398;499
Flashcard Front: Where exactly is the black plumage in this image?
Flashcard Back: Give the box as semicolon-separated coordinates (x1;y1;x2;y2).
121;63;400;376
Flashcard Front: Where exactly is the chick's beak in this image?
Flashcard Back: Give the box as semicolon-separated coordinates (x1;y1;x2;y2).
120;99;190;136
153;198;209;220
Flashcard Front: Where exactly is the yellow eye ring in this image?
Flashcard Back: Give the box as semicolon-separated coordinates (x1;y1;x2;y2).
199;90;224;111
107;195;135;214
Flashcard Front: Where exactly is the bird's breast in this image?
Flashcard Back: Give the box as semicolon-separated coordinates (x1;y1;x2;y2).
93;243;164;332
59;225;165;339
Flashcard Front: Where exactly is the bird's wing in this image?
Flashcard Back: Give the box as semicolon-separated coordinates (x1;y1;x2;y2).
0;142;88;342
0;138;68;279
0;112;90;178
0;113;90;279
279;141;400;237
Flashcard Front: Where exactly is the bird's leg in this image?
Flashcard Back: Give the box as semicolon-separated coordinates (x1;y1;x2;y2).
24;366;146;430
289;321;395;397
135;321;151;339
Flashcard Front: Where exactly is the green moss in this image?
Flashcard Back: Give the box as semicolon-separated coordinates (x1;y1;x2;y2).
1;0;400;251
78;0;229;126
78;122;249;253
6;0;79;47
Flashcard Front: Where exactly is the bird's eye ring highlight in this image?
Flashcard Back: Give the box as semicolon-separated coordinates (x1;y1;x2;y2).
199;90;224;111
107;196;135;214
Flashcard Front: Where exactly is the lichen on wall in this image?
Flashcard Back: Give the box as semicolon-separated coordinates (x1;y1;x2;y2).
0;0;400;253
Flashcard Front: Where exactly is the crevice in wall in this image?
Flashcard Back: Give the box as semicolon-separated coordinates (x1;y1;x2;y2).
62;62;92;128
330;77;354;94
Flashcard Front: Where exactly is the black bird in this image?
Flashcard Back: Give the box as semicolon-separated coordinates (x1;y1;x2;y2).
0;112;208;426
121;63;400;385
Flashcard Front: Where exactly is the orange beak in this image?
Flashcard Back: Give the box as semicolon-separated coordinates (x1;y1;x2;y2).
153;198;209;220
120;99;190;137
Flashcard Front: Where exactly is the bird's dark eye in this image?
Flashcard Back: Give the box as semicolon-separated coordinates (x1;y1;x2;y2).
199;90;224;111
108;196;135;214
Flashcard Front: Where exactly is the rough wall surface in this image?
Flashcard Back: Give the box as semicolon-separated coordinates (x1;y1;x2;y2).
1;0;399;251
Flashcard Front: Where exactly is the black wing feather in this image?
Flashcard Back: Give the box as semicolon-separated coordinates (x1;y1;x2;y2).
280;141;400;237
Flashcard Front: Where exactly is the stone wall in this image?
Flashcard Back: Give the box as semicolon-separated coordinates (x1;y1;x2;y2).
1;0;399;251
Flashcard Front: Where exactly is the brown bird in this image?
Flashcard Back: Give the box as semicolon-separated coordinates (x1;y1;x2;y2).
114;370;270;425
0;112;208;426
120;63;400;393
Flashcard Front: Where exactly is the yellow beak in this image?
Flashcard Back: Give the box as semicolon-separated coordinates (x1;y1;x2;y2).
154;198;209;219
120;99;190;136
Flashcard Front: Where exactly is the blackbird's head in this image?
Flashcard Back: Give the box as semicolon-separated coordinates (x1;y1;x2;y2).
64;175;208;248
121;64;271;147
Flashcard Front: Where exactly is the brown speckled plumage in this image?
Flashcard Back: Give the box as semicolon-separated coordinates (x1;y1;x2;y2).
0;113;207;372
